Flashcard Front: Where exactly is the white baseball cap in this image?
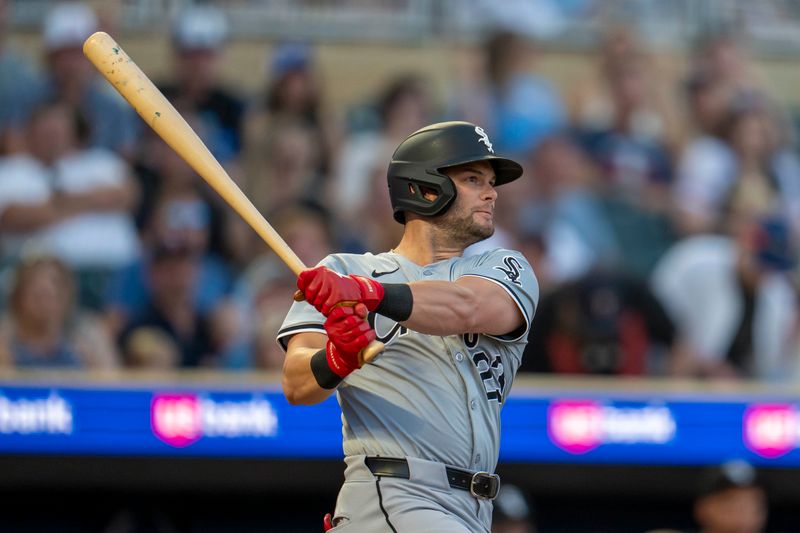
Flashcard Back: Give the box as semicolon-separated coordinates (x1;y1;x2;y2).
43;2;98;50
171;6;228;50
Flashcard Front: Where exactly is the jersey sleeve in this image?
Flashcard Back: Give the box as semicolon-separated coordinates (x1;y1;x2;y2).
458;248;539;342
275;255;349;352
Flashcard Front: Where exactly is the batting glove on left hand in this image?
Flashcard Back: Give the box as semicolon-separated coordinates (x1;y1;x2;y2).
323;303;377;377
297;266;384;316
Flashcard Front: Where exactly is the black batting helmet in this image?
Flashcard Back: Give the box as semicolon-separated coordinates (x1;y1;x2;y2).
387;121;523;224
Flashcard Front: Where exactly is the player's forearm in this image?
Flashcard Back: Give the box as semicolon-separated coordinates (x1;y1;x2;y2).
393;278;523;337
282;347;337;406
402;281;480;335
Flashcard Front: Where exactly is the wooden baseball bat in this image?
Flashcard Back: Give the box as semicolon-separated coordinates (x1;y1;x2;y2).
83;32;383;365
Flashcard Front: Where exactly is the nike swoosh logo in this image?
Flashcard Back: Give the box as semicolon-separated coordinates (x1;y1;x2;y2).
371;267;400;278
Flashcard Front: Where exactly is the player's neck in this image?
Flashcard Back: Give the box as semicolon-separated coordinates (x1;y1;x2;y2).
393;220;464;265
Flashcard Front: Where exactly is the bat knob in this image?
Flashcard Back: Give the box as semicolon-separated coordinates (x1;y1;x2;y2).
293;290;305;302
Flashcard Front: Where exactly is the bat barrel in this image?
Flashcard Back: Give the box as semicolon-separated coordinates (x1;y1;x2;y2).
82;32;306;276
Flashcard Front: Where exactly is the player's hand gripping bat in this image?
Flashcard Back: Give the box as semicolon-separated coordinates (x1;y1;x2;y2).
83;32;383;365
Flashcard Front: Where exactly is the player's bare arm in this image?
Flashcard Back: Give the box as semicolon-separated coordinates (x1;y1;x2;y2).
297;265;526;337
283;304;377;405
403;276;523;336
282;332;333;405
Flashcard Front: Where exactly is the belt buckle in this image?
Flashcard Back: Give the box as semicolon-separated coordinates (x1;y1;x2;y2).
469;471;500;500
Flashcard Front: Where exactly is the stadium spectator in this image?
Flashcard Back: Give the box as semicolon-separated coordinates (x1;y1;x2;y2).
104;196;234;340
522;269;676;375
692;30;767;106
569;26;682;152
447;30;565;156
577;49;673;201
133;129;239;268
516;135;621;285
651;214;800;380
242;41;336;204
0;254;118;369
331;75;434;226
0;0;41;154
0;103;70;266
672;70;738;235
33;104;138;309
576;49;677;277
242;119;325;220
161;5;245;164
693;460;768;533
724;101;800;231
674;94;800;237
348;150;405;254
117;228;243;369
24;2;140;157
0;101;139;308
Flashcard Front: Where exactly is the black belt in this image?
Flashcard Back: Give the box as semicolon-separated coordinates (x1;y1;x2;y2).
364;457;500;500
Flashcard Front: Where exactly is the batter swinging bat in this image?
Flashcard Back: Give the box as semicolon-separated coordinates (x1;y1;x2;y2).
82;32;383;364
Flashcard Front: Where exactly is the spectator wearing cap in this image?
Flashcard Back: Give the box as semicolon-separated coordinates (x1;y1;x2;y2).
19;2;140;157
491;484;536;533
693;460;767;533
651;212;800;380
160;5;245;164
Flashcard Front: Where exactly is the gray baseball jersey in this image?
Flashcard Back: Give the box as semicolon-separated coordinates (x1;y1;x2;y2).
277;248;538;531
278;250;539;533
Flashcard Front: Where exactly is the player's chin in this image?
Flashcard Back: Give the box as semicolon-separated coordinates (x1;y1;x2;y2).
470;222;494;241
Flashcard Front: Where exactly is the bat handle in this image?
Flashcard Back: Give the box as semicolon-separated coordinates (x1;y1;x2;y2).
359;340;385;366
292;291;386;365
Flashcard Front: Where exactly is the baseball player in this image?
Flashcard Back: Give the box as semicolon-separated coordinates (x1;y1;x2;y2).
278;121;539;532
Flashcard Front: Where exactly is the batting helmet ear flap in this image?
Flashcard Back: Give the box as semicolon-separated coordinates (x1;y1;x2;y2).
388;164;457;224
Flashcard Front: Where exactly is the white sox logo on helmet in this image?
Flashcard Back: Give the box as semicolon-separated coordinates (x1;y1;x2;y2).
474;126;494;153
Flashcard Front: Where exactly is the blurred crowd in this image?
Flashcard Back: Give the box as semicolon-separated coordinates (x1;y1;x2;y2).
0;1;799;384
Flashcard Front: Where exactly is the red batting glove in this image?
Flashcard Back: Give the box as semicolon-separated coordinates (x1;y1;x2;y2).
323;304;377;378
298;266;385;316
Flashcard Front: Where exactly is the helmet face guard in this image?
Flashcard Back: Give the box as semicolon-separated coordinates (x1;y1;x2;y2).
387;121;523;223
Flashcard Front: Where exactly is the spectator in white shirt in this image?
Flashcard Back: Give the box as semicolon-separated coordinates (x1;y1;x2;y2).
0;101;139;308
651;213;799;380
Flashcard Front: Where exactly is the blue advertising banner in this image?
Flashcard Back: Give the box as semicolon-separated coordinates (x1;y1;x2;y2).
1;378;799;467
